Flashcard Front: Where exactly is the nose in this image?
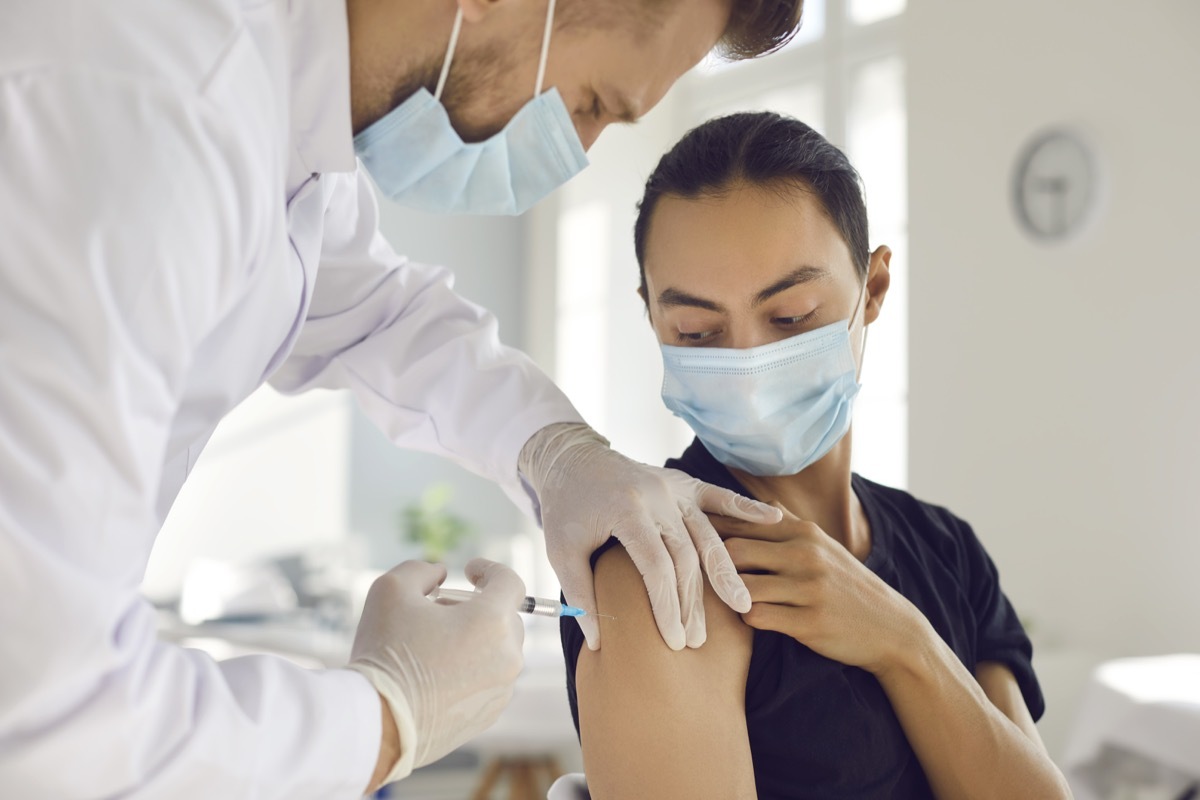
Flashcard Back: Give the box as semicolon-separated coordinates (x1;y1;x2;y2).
727;322;790;351
575;118;608;152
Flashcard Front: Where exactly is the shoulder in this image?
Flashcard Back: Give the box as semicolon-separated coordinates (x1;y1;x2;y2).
0;0;285;188
1;0;260;94
854;475;985;570
588;545;752;666
572;544;758;798
0;1;287;290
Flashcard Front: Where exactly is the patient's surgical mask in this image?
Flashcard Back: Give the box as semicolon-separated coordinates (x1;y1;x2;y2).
660;280;870;476
353;0;588;215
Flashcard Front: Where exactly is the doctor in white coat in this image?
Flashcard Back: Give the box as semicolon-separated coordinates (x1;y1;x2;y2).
0;0;802;796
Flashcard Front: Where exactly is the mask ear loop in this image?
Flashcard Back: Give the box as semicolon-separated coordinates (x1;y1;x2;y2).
534;0;558;96
434;9;465;102
849;275;870;382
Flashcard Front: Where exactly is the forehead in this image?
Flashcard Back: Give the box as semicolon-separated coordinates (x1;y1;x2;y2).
573;0;731;115
643;181;856;296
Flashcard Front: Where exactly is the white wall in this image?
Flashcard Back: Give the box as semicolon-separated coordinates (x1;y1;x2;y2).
907;0;1200;753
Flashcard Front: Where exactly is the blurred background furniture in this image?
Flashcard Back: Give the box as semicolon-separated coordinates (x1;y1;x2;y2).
1063;655;1200;800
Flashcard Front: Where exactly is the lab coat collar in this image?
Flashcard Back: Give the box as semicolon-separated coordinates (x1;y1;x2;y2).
288;0;356;175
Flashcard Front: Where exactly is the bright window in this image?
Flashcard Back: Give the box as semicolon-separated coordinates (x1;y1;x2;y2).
849;0;905;26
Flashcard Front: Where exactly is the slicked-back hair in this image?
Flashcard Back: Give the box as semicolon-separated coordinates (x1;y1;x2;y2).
633;111;870;303
560;0;804;62
720;0;806;60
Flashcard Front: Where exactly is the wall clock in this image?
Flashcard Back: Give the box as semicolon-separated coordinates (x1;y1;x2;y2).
1012;129;1099;242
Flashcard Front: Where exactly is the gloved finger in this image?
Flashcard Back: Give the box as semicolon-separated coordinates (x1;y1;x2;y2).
575;611;601;652
465;558;526;606
659;515;706;648
684;507;752;613
614;519;687;651
693;480;783;524
383;560;449;599
556;555;602;651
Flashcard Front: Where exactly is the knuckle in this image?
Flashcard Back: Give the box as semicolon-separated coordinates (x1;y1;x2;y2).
369;572;403;599
724;538;745;560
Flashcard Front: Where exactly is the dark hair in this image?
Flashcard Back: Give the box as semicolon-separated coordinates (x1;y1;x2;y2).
563;1;804;62
721;0;807;60
633;111;869;302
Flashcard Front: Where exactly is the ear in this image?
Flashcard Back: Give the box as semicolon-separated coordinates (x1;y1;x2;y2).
863;245;892;326
457;0;509;24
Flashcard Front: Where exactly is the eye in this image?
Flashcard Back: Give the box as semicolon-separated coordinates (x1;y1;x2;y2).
676;329;720;344
772;310;818;328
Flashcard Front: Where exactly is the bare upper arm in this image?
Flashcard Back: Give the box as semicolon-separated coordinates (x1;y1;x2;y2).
975;661;1047;752
575;546;757;799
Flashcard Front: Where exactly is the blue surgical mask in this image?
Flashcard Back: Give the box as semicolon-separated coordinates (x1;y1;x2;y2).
353;0;588;215
660;281;870;476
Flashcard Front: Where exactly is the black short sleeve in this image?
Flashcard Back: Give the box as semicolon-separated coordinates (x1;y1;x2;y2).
953;516;1045;721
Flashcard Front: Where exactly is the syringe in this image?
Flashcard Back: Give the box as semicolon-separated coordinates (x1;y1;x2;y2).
427;586;586;618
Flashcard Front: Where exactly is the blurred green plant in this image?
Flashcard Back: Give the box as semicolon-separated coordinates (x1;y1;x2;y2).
400;483;474;562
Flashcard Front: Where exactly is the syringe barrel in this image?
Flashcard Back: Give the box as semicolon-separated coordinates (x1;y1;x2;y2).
519;596;563;617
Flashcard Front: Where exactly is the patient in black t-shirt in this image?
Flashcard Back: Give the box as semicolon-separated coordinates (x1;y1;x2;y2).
558;113;1070;799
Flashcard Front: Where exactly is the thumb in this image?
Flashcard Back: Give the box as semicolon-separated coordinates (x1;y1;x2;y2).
465;558;526;606
696;482;783;523
557;558;602;651
385;560;449;598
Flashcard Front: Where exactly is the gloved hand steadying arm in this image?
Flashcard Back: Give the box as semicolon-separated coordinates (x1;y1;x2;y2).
519;422;783;651
347;558;525;789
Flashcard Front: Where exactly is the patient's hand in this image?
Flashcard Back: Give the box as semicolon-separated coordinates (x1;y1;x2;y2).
711;508;932;676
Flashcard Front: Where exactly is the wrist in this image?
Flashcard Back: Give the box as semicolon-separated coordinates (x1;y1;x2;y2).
871;609;939;682
367;691;401;794
518;422;609;484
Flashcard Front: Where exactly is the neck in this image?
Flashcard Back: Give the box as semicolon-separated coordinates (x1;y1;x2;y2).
345;0;450;134
729;430;871;561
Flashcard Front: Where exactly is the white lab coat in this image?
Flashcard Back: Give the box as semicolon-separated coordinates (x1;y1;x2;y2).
0;0;582;797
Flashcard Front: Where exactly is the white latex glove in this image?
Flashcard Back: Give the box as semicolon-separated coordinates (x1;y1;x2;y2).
519;423;783;651
347;558;525;784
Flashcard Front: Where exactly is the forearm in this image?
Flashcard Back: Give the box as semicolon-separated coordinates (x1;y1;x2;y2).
875;625;1069;800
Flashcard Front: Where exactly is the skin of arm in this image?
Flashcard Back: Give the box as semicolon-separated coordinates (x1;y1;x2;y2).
367;693;401;794
575;545;758;799
713;511;1071;800
875;633;1071;800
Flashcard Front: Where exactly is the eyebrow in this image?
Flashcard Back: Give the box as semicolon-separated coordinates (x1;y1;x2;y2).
656;265;831;313
753;265;831;305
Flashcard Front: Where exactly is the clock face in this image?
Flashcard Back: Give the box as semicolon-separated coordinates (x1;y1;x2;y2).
1012;130;1098;241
